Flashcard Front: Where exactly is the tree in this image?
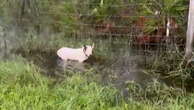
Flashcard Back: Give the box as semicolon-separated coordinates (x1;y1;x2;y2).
138;0;187;35
185;0;194;61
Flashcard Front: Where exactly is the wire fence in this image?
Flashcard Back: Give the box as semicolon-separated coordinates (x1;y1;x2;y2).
0;1;189;71
0;1;188;54
16;13;186;51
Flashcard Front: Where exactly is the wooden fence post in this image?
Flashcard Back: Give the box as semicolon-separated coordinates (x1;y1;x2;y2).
185;0;194;60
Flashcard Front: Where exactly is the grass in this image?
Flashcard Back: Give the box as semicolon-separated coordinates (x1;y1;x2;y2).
144;51;193;90
1;33;194;109
0;58;194;110
0;59;120;110
0;0;190;109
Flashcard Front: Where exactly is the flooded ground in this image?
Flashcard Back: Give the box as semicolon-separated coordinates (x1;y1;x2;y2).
13;36;158;91
0;27;190;92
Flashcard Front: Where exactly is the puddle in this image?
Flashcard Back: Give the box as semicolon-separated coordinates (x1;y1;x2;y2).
14;37;155;90
10;36;194;93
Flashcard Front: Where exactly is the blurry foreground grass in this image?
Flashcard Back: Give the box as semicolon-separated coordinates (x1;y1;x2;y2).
0;58;194;110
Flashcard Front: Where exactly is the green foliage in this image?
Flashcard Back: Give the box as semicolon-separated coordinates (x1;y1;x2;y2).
139;0;187;16
0;60;121;110
137;0;187;34
0;59;194;110
0;1;192;109
88;0;122;20
0;0;188;37
2;35;194;109
0;59;48;86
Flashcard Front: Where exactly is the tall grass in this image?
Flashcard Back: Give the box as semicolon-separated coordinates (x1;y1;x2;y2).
144;51;193;90
1;58;194;110
0;59;120;110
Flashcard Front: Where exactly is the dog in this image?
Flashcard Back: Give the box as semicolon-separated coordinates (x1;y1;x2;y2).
57;44;94;63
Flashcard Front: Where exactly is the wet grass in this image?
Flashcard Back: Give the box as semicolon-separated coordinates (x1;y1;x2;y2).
144;51;194;92
1;59;194;110
3;34;194;109
0;59;119;110
14;34;132;79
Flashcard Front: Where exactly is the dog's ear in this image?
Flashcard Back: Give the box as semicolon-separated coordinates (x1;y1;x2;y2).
83;45;87;52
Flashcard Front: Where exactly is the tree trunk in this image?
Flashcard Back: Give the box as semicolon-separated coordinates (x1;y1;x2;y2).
185;0;194;60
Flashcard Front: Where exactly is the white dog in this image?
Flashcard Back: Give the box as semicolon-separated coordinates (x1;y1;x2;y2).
57;44;94;63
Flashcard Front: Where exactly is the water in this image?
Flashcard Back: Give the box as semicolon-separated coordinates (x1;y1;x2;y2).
3;32;194;92
14;36;155;91
0;24;22;60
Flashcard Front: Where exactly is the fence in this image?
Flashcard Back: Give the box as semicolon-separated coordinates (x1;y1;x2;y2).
0;1;188;65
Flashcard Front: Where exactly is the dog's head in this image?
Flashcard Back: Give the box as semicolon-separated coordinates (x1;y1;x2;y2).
83;43;94;57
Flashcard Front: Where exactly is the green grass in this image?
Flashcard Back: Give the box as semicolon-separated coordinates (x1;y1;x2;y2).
0;60;120;110
0;0;190;109
5;34;194;110
0;59;194;110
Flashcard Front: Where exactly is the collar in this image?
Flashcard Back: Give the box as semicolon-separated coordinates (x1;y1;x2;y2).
83;51;89;57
